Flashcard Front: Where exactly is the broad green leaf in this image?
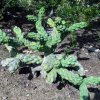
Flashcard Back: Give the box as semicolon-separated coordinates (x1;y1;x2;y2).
79;83;89;100
46;68;57;84
57;68;83;85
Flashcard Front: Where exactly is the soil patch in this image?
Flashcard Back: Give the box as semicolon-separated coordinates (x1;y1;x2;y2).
0;45;100;100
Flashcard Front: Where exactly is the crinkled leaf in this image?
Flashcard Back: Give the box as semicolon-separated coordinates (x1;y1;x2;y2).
61;55;77;67
1;53;43;73
0;29;9;43
7;59;20;72
57;68;83;85
24;39;41;50
20;54;42;64
43;54;55;72
1;58;20;73
46;68;57;84
13;26;24;42
60;54;85;76
27;32;37;39
83;76;100;85
43;54;60;72
13;26;41;50
27;7;48;41
46;27;61;48
75;61;85;76
55;17;62;23
36;20;48;41
38;7;45;19
47;18;56;27
1;58;14;67
68;22;88;32
26;15;37;21
79;83;89;100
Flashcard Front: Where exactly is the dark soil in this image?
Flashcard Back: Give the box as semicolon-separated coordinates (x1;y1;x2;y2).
0;46;100;100
0;46;80;100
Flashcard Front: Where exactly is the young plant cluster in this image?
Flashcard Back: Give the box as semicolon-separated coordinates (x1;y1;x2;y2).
0;7;100;100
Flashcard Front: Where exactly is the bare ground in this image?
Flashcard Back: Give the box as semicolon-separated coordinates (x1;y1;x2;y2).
0;45;100;100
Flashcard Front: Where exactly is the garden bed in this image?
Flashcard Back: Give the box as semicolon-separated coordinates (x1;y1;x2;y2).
0;7;100;100
0;45;100;100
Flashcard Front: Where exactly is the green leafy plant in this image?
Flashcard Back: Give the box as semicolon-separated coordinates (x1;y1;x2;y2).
56;0;100;24
0;7;100;100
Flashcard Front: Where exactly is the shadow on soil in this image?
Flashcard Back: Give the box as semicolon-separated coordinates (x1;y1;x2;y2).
19;67;33;80
89;87;100;100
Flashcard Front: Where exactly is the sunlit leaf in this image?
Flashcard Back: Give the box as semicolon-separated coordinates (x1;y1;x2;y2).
46;68;57;84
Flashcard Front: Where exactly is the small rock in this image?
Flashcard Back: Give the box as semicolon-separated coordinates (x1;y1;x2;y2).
3;29;12;33
85;45;100;52
26;83;29;87
78;48;90;59
0;68;5;72
2;96;8;100
26;94;30;97
86;46;96;52
95;49;100;53
85;70;88;72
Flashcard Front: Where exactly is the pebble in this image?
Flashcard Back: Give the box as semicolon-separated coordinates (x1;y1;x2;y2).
78;48;90;59
2;29;12;33
26;94;30;97
85;45;100;52
2;96;8;100
85;70;88;72
0;68;5;72
95;49;100;53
